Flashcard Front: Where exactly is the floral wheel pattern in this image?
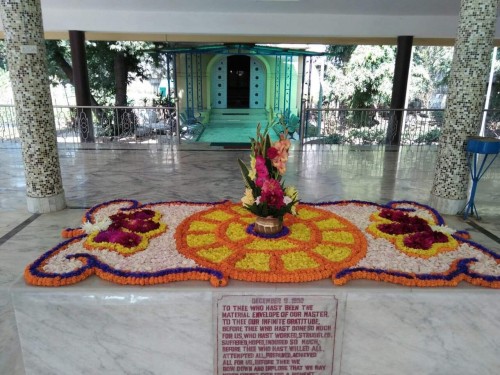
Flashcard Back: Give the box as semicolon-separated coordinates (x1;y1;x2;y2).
175;202;367;282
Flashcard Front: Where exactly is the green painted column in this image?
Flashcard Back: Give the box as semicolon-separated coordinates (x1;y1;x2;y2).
430;0;498;214
0;0;66;213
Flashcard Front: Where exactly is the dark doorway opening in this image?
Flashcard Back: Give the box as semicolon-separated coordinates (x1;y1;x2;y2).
227;55;250;108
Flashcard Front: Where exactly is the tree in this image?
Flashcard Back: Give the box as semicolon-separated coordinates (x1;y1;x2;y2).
324;45;396;109
45;40;166;107
407;46;453;108
45;40;171;136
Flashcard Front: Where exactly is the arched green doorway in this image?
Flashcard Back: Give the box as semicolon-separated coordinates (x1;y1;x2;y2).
211;55;266;110
227;55;250;108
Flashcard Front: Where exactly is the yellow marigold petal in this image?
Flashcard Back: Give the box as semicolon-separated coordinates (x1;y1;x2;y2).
288;223;311;241
202;210;233;222
246;239;297;251
322;231;354;244
313;245;351;262
316;218;345;230
187;233;217;247
226;223;248;242
231;205;252;216
235;253;270;271
188;220;217;232
240;217;255;224
297;208;320;220
197;246;233;263
282;251;319;271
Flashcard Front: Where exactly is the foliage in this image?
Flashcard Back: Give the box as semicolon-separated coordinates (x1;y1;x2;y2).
45;40;169;106
238;123;299;218
322;133;345;144
305;123;317;137
324;45;454;112
325;45;395;109
325;45;356;68
431;110;445;125
271;110;300;139
348;129;386;145
407;46;453;108
0;41;7;70
414;128;442;145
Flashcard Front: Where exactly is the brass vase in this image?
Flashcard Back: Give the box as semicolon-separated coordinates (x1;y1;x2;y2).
254;216;283;235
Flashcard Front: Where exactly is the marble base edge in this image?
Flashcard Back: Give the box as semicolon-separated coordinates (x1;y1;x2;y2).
26;191;66;213
429;194;466;215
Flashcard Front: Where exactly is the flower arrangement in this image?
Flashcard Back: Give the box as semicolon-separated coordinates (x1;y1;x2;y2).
24;199;500;289
238;123;299;221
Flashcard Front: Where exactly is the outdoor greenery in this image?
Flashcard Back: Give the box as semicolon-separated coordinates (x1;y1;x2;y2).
305;44;456;144
325;45;396;109
324;45;453;111
45;40;169;107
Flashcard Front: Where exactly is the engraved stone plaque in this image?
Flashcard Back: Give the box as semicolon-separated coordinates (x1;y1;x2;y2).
215;295;339;375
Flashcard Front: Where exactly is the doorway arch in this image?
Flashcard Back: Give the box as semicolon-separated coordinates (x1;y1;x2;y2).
209;55;267;109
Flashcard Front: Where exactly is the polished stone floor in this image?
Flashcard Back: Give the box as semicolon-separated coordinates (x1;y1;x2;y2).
1;142;499;374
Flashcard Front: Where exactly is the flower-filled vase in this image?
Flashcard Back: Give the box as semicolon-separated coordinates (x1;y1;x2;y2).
254;216;283;235
238;120;299;228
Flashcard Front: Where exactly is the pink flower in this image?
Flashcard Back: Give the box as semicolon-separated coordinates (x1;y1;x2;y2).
261;179;285;209
403;231;448;250
108;209;159;233
94;230;142;248
267;146;279;160
255;155;269;187
121;219;160;233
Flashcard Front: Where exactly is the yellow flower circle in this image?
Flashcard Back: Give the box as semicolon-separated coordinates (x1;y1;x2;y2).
175;202;367;282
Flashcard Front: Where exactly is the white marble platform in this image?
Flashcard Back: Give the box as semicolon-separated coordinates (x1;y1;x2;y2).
3;145;499;374
10;278;500;375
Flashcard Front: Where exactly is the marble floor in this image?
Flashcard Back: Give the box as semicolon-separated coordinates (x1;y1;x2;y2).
1;142;499;374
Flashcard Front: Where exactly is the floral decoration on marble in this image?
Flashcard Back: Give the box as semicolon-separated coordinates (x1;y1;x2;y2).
238;123;299;219
25;199;500;288
82;208;167;255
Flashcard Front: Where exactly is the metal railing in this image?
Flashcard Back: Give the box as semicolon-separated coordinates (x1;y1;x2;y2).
0;103;205;148
303;107;500;145
1;104;499;147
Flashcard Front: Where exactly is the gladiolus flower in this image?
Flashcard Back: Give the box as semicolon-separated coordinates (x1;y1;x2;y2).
241;188;255;206
267;146;279;160
255;155;269;187
270;137;291;174
248;156;257;180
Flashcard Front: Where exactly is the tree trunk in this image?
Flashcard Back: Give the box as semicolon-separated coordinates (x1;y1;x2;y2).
51;45;101;107
114;52;128;106
113;51;133;136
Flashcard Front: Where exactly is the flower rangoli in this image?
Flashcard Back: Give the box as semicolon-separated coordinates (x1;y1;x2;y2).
24;200;500;289
175;202;367;282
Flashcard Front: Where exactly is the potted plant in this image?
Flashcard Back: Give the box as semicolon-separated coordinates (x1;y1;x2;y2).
238;123;299;234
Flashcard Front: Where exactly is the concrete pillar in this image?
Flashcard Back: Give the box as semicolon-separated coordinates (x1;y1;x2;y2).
0;0;66;213
429;0;498;215
386;36;413;146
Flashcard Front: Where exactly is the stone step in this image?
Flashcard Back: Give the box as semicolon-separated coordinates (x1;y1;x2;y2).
209;108;268;122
